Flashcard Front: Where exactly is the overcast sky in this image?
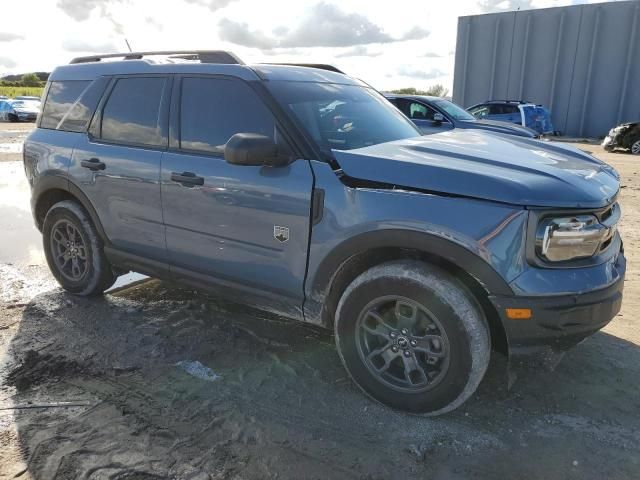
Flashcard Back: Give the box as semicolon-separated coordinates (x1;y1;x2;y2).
0;0;620;91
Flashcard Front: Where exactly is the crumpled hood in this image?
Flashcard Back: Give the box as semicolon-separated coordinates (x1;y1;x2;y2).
333;130;619;208
463;119;539;138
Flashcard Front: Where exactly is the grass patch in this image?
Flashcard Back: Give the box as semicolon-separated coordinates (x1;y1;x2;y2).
0;86;44;99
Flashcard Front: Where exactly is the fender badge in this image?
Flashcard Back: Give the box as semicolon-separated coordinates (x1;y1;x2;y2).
274;226;290;243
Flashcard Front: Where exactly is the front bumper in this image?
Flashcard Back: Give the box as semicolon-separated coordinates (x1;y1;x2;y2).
16;112;37;122
489;252;625;363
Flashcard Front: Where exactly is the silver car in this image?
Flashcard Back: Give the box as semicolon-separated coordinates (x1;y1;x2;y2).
0;99;40;122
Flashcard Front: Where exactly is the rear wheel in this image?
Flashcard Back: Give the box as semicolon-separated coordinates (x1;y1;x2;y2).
334;261;490;415
631;138;640;155
43;200;117;295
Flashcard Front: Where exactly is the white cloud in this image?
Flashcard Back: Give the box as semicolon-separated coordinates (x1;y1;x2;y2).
398;65;447;80
62;39;120;53
0;33;24;42
336;46;383;58
0;56;17;68
0;0;615;91
184;0;238;10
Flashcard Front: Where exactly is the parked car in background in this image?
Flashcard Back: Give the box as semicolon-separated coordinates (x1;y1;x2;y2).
467;100;556;136
603;121;640;155
0;95;7;100
0;99;39;122
385;94;540;138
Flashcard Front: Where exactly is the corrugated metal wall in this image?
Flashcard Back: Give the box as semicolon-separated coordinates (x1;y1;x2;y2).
453;0;640;137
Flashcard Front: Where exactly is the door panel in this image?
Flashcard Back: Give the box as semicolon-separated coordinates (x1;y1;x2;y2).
70;137;166;260
161;153;313;299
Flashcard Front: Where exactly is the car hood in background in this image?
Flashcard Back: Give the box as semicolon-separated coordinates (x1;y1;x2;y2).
13;106;39;114
460;119;539;138
332;130;619;209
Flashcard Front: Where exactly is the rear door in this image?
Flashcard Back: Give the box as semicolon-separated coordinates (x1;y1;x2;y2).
161;75;314;307
69;75;170;263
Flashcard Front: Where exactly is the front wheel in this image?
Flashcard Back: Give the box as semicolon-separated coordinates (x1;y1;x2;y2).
334;261;490;415
631;138;640;155
42;200;117;295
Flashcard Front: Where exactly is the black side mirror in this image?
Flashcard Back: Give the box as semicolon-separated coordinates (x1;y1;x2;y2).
224;133;289;167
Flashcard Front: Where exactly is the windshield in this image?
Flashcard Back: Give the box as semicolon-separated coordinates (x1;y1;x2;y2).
432;98;475;121
266;81;421;154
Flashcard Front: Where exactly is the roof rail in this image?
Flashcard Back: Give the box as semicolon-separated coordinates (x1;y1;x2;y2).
262;63;345;74
69;50;244;65
489;99;529;104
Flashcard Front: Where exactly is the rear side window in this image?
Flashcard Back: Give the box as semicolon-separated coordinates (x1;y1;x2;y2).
179;77;275;154
101;77;165;147
58;77;109;133
40;81;89;129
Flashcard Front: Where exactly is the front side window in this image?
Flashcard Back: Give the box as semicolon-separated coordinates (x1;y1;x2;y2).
101;77;165;146
179;77;275;154
266;81;420;154
40;80;89;129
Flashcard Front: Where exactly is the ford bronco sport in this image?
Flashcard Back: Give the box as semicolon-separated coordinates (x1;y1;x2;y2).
25;51;625;415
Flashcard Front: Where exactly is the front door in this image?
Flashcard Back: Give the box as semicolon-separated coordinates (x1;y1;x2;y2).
161;76;314;307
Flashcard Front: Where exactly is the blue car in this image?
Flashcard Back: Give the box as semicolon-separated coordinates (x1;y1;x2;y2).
467;100;556;135
385;94;540;138
25;50;624;415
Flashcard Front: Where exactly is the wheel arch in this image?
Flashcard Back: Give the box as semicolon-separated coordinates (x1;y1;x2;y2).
308;230;511;355
32;175;109;243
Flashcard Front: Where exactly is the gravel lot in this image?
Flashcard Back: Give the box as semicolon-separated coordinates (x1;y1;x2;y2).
1;123;638;479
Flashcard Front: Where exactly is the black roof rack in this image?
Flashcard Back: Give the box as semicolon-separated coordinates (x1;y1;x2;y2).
488;99;530;104
70;50;244;65
262;63;345;74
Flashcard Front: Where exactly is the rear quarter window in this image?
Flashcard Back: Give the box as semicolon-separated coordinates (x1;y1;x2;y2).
40;81;90;130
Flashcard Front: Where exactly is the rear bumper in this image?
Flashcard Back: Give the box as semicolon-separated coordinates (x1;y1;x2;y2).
489;252;625;363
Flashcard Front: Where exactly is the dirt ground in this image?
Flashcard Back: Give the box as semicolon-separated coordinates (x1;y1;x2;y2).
1;122;638;479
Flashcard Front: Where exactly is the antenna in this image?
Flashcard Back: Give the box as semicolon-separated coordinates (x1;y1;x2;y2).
124;39;133;53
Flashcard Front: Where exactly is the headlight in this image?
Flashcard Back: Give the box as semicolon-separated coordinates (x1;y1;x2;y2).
535;215;612;262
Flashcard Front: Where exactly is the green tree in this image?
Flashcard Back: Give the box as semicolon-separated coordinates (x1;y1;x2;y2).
390;84;450;97
424;84;449;97
21;73;40;87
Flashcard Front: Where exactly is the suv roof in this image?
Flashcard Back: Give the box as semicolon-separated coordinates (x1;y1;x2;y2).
52;50;360;86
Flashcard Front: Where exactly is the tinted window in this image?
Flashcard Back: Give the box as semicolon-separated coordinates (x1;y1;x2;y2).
180;77;275;154
101;77;165;146
469;105;490;117
58;77;109;133
432;99;475;121
40;80;89;129
267;81;420;153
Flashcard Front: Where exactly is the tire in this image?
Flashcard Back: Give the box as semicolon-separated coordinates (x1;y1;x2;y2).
334;260;490;415
630;138;640;155
42;200;117;295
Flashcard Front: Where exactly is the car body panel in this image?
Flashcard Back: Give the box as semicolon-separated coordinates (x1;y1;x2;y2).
161;151;314;301
69;135;167;262
332;130;619;209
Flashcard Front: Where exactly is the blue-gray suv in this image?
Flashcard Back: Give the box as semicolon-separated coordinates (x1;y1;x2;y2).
25;51;625;415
